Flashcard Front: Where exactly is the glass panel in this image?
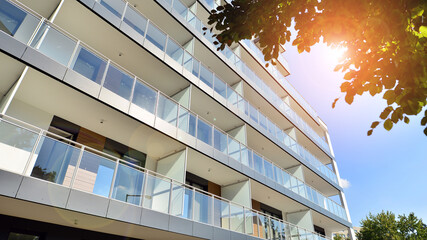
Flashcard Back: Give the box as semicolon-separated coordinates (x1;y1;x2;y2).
100;0;126;18
290;225;300;240
245;209;258;237
290;176;299;194
197;118;212;145
123;6;147;36
241;145;252;167
30;24;77;66
188;112;197;137
214;198;229;229
259;214;271;239
273;165;283;185
112;163;145;205
0;0;40;43
103;64;134;100
228;138;240;162
227;86;238;107
187;11;201;32
143;174;171;213
194;190;212;224
249;104;258;123
199;64;213;88
73;151;116;197
306;186;313;202
271;218;281;240
166;38;183;64
157;94;178;125
214;76;227;99
283;171;291;188
0;121;38;174
146;22;167;50
171;184;193;219
132;80;157;114
31;136;80;186
230;204;244;233
259;114;267;131
214;128;227;154
237;96;248;115
264;160;274;180
172;0;187;19
253;153;264;174
178;106;190;132
71;46;107;84
298;179;307;198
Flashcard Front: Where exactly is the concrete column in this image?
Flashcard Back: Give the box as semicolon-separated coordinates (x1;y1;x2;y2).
0;67;28;115
286;209;314;232
156;148;187;182
171;85;191;109
227;124;247;145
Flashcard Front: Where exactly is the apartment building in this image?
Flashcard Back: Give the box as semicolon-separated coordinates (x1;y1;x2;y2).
0;0;355;239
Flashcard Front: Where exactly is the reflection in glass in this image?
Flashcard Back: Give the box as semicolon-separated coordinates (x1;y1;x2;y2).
112;163;145;205
103;64;134;100
132;80;157;114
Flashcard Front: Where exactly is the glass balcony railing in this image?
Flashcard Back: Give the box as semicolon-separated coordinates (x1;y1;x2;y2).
0;0;345;219
165;0;331;154
0;114;334;240
87;0;338;185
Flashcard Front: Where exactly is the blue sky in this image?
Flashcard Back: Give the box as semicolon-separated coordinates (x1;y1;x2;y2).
282;41;427;227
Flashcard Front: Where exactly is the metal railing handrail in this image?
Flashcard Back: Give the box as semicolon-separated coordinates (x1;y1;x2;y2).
0;113;333;240
5;0;343;213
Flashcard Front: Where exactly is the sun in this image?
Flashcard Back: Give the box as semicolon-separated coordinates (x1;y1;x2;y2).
328;46;347;64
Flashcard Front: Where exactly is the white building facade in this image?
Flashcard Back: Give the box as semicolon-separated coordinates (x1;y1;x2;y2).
0;0;354;239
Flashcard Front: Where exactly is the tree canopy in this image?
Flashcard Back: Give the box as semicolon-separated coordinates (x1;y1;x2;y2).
206;0;427;135
357;211;427;239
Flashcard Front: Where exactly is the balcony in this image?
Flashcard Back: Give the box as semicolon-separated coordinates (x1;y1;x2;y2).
161;0;331;155
0;114;333;240
0;0;345;220
77;0;339;185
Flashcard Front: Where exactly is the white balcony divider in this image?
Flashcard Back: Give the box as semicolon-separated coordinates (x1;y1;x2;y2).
1;0;346;220
0;113;333;240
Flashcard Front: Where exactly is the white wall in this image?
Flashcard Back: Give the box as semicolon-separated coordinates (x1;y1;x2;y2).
156;149;186;182
6;98;53;130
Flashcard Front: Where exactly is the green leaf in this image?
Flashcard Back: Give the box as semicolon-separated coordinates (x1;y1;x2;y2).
419;26;427;37
421;116;427;126
404;116;410;124
424;127;427;136
371;121;380;129
367;129;373;136
384;119;393;131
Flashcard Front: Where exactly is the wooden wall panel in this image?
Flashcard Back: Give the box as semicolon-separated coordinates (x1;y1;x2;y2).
208;181;221;196
76;127;106;151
